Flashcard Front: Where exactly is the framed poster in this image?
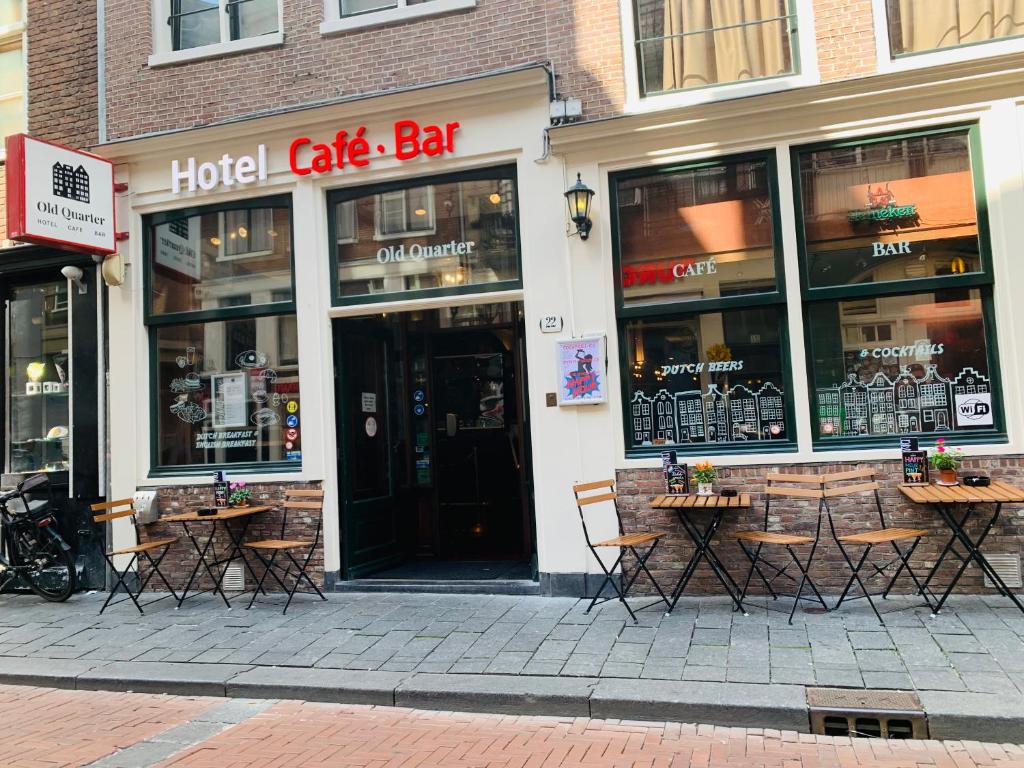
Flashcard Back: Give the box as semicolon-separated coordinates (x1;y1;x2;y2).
211;372;248;428
556;335;607;406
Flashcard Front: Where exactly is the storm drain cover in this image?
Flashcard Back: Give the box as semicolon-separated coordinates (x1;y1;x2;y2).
807;688;927;740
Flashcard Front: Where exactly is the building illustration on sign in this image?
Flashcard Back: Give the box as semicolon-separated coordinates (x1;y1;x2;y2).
630;381;787;445
816;365;990;436
52;162;90;203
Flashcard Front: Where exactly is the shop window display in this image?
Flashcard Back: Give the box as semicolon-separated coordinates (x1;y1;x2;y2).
796;127;1003;443
5;282;70;473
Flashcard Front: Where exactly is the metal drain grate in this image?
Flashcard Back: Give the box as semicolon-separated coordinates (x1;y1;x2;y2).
807;688;928;740
983;554;1022;589
222;563;245;593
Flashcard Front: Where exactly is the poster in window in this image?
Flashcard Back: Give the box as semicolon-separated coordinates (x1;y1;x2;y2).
556;336;606;405
154;217;202;281
211;372;248;428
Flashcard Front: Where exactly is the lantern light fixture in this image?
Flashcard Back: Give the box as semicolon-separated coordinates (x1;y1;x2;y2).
564;173;595;241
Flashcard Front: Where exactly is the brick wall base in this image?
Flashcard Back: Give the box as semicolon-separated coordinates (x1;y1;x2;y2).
616;457;1024;597
135;480;325;593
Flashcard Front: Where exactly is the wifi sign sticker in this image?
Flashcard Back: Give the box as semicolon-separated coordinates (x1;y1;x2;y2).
954;393;994;427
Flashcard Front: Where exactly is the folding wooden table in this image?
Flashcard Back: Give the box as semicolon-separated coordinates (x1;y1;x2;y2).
899;481;1024;615
161;505;272;608
651;493;751;614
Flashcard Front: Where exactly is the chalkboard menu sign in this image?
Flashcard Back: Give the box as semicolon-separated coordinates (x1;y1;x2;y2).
214;470;229;508
902;450;929;485
660;451;690;495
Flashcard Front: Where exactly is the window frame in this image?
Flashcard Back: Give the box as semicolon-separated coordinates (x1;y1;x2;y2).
619;0;819;113
143;194;300;477
0;2;26;160
791;123;1007;450
610;151;799;458
327;164;523;308
321;0;476;35
150;0;283;68
871;0;1024;73
374;186;436;241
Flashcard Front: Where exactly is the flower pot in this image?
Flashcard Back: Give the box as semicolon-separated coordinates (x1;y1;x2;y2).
697;482;714;496
938;468;958;485
234;500;250;508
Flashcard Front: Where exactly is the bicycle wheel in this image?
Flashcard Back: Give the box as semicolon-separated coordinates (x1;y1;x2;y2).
18;529;76;602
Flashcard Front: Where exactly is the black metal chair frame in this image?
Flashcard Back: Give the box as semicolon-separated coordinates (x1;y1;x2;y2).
91;499;179;615
244;492;327;614
572;480;670;624
826;474;930;622
735;476;829;624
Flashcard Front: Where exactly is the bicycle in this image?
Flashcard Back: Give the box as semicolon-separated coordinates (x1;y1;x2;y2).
0;474;77;602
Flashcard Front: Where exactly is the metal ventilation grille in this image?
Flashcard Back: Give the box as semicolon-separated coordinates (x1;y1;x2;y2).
807;688;928;740
983;554;1022;589
222;563;245;593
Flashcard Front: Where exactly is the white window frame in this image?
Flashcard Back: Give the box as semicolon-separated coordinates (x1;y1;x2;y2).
149;0;284;68
619;0;819;114
871;0;1024;74
0;2;27;161
320;0;476;36
373;187;436;241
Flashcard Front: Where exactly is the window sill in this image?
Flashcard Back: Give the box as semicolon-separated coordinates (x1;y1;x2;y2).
876;37;1024;75
626;441;798;460
148;32;285;69
625;73;817;115
320;0;476;35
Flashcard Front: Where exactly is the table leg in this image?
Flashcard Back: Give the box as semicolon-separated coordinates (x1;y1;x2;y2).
219;515;280;596
668;510;744;614
176;522;229;609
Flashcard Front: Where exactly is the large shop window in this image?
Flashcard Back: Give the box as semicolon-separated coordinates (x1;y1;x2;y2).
168;0;279;52
795;126;1004;446
612;154;794;455
884;0;1024;56
328;166;521;304
632;0;798;97
145;195;300;473
5;282;71;473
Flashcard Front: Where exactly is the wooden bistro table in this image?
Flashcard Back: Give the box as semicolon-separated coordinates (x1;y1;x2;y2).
651;493;751;614
899;481;1024;615
160;505;272;609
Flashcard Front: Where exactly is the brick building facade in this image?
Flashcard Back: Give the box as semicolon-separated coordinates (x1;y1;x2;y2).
90;0;1024;603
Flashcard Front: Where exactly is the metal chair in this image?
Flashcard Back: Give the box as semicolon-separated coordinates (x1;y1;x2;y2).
572;479;670;623
243;489;327;614
90;498;178;614
824;469;929;622
734;474;829;623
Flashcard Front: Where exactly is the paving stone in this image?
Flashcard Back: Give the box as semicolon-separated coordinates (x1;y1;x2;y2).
395;673;595;716
770;666;816;685
908;667;965;691
725;666;769;684
682;665;726;682
484;652;533;675
961;672;1021;695
533;639;575;661
617;626;656;644
853;649;903;671
78;661;253;696
860;671;913;690
228;666;407;705
686;645;728;666
768;629;808;648
599;661;643;678
847;631;894;650
522;659;565;676
813;666;863;688
691;628;730;646
948;652;1001;673
770;648;812;668
547;624;586;641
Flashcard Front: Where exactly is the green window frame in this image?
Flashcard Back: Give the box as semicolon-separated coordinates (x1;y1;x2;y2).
143;194;300;477
611;151;798;458
631;0;801;98
327;164;523;307
792;124;1007;450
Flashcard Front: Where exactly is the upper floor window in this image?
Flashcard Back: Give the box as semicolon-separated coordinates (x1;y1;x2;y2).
0;0;25;143
632;0;798;96
322;0;476;35
342;0;432;16
168;0;278;52
885;0;1024;56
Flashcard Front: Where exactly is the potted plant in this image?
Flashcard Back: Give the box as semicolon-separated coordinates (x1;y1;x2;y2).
693;461;717;496
929;438;963;486
228;481;252;507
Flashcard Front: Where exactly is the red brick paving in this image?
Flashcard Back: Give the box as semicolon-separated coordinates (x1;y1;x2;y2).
157;700;1024;768
0;684;216;768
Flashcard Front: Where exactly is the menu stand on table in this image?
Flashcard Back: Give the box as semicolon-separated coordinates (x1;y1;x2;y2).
899;481;1024;615
651;493;751;615
161;505;272;609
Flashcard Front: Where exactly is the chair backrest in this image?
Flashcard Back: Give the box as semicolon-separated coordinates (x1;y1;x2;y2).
763;473;826;536
91;498;139;546
280;489;325;543
819;468;886;532
571;479;621;548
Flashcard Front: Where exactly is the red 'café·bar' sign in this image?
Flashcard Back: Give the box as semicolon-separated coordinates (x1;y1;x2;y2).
170;119;461;193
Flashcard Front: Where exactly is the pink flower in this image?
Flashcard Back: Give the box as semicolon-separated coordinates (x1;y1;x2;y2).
937;446;945;453
936;438;945;445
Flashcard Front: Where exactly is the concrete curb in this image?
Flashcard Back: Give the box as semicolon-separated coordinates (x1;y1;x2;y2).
1;657;1021;741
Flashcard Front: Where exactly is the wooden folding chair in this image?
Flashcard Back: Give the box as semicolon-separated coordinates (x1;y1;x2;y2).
243;489;327;614
90;499;178;614
734;474;829;624
572;479;670;623
824;469;929;622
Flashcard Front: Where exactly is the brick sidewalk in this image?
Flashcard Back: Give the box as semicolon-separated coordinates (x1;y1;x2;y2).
2;685;1023;768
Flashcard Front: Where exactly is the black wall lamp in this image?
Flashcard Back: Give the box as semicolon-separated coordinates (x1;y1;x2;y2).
564;173;595;240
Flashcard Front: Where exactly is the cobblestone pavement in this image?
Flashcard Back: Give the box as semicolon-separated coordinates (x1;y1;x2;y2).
2;591;1024;694
0;684;1021;768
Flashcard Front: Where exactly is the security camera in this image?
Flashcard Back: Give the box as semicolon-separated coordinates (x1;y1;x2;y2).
61;265;87;295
